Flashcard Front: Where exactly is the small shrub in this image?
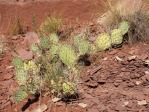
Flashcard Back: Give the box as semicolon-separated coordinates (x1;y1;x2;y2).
39;13;62;34
9;17;24;36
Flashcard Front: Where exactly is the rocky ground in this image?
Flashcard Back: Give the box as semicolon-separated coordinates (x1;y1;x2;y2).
0;0;149;112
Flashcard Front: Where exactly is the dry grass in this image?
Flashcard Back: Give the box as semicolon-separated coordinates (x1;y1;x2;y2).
99;0;149;44
0;35;6;55
39;13;62;35
9;17;24;36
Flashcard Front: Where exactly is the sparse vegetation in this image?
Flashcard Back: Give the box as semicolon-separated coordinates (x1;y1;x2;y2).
9;17;24;36
0;35;6;55
99;0;149;44
39;13;62;35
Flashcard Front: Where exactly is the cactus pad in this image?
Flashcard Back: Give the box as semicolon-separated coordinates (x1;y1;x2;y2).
95;33;111;51
13;88;28;102
40;36;50;50
78;40;89;56
62;82;76;95
12;57;24;69
50;33;59;43
111;29;123;45
59;45;77;67
15;69;27;85
118;21;129;35
49;44;59;60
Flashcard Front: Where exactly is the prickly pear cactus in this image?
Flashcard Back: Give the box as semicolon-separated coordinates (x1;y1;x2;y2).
59;45;77;67
49;44;59;60
13;88;28;102
118;21;129;35
12;57;24;69
95;33;111;51
30;44;39;53
62;82;76;95
15;69;27;85
78;40;89;56
50;33;59;43
111;29;123;45
40;36;50;50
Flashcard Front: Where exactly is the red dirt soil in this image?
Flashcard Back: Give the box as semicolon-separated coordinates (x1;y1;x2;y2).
1;0;149;112
0;0;106;34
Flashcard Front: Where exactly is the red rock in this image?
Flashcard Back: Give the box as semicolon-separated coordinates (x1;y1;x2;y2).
88;108;99;112
4;73;13;80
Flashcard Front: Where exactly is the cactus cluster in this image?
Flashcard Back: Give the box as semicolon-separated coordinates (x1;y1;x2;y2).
13;88;28;102
95;21;129;51
59;45;77;67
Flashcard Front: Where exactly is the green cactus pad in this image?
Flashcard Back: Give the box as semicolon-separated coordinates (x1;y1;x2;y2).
95;33;111;51
118;21;129;35
50;33;59;43
111;29;123;45
15;69;27;85
49;44;59;60
12;57;24;69
62;82;76;95
78;40;89;56
13;88;28;102
59;45;77;67
40;36;50;50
